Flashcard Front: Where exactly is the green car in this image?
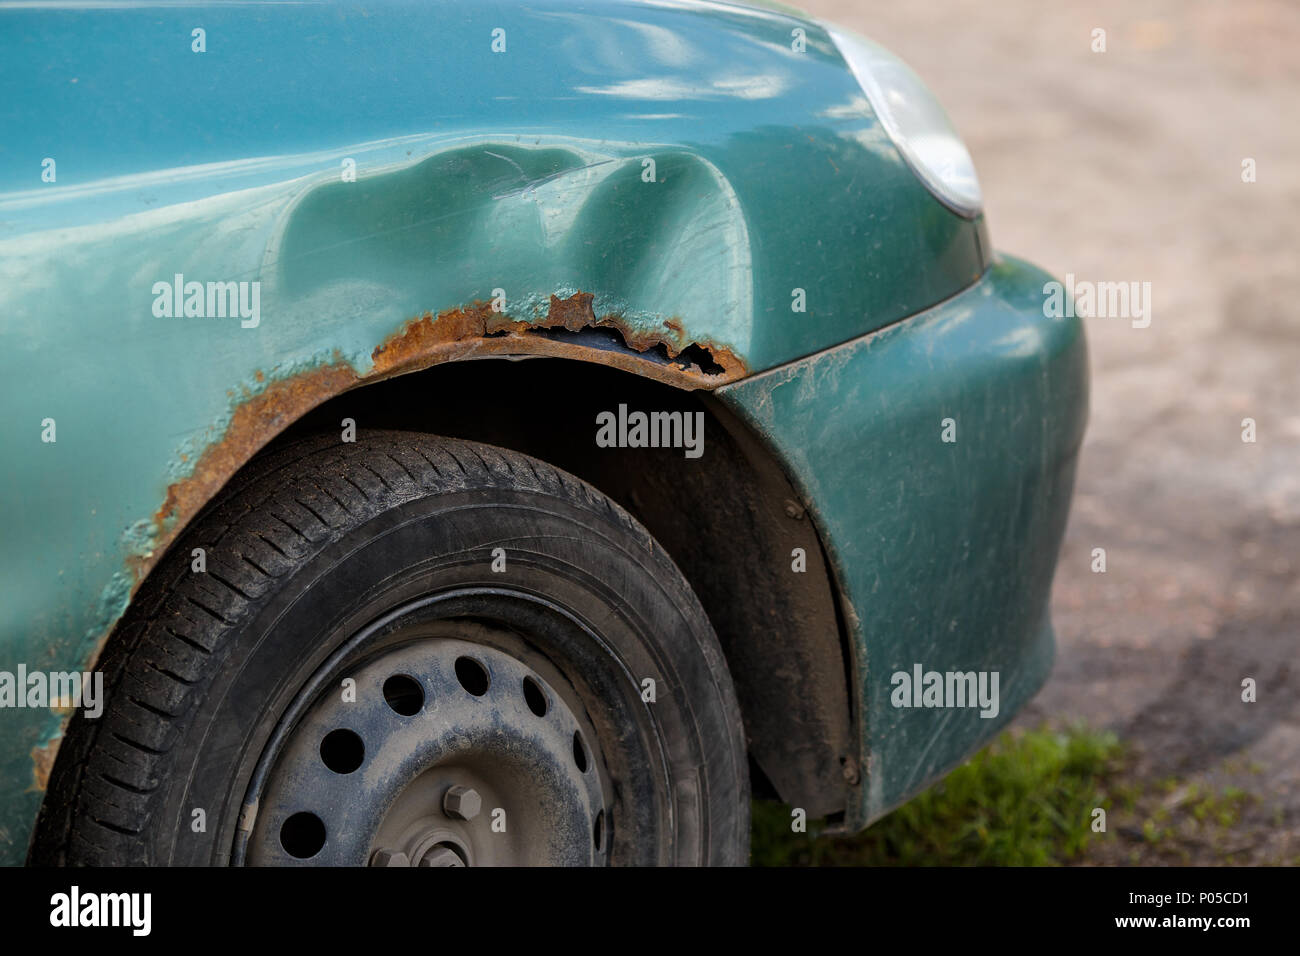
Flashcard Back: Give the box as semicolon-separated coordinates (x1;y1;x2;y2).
1;0;1086;866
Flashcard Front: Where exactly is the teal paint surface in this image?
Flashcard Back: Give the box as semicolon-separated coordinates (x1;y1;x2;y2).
0;0;990;861
718;257;1089;826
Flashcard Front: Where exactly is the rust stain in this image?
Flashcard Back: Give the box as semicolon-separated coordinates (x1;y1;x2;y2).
543;291;597;333
30;738;60;793
133;361;361;583
132;292;745;591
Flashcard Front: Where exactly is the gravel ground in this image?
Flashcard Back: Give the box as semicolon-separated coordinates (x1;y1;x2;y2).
799;0;1300;864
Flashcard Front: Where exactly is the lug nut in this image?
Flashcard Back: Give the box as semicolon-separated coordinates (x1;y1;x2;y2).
418;846;466;867
369;848;411;867
443;785;482;821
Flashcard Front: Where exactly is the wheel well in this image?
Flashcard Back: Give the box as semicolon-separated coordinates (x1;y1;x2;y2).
144;356;856;817
276;357;856;817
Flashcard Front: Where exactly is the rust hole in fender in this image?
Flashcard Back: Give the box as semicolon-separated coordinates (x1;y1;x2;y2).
130;293;745;590
370;292;746;384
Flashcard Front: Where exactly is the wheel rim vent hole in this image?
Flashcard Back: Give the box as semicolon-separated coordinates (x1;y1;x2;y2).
383;674;424;716
573;731;589;773
522;676;548;717
455;657;490;696
319;728;365;774
280;812;326;859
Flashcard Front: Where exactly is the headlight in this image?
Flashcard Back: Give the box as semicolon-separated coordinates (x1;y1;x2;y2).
826;26;983;218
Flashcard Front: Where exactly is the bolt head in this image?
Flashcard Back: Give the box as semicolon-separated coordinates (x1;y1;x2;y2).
443;785;482;821
369;848;411;867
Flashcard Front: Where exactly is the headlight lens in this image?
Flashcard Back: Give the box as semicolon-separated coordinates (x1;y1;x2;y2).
826;26;983;218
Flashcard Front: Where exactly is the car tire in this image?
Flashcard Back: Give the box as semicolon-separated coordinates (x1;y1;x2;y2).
35;431;749;866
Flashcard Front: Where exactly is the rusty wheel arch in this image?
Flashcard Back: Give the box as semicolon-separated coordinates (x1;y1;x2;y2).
134;294;748;591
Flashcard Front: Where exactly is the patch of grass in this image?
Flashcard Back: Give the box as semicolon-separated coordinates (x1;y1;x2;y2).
751;724;1124;866
1193;786;1250;827
1130;781;1258;862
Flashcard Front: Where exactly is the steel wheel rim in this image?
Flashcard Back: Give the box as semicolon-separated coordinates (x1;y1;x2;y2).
238;592;616;866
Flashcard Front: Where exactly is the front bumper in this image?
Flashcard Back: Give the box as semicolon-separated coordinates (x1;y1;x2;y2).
717;256;1089;829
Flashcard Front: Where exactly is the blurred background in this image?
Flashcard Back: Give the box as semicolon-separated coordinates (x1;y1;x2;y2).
756;0;1299;865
